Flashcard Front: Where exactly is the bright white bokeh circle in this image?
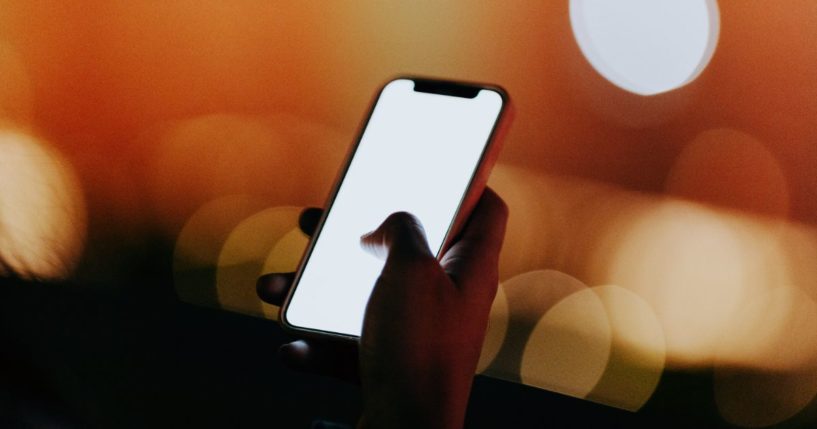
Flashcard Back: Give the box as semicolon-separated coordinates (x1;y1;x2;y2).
570;0;720;96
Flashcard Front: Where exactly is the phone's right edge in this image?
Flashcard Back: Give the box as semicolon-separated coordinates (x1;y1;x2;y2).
439;85;514;256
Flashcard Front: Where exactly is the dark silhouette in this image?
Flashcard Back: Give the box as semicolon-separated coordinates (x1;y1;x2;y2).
258;187;508;429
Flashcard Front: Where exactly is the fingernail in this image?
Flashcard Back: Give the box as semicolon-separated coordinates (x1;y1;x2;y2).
255;274;269;289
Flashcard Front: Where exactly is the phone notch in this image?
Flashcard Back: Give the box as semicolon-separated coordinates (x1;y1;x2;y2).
412;79;481;99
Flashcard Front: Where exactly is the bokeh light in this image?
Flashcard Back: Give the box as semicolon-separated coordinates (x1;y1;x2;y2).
602;200;756;365
714;284;817;428
174;195;271;309
261;228;310;319
528;164;817;375
712;250;816;372
488;164;620;281
501;270;590;344
216;206;302;319
520;287;611;399
570;0;719;96
0;127;86;279
486;271;603;393
262;228;310;275
563;185;653;285
0;0;813;421
476;283;509;374
666;128;790;218
713;285;817;401
503;272;666;408
586;285;665;412
778;224;817;302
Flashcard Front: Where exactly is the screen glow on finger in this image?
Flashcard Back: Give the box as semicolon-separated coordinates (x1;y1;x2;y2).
570;0;719;95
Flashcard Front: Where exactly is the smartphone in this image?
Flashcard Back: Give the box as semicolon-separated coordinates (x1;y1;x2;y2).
281;77;511;339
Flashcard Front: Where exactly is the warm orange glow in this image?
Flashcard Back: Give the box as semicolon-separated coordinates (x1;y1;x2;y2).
487;158;817;413
147;115;283;232
0;127;86;279
666;128;790;218
779;224;817;299
1;0;815;419
0;42;32;125
488;163;626;281
488;164;562;281
147;114;344;234
491;160;817;376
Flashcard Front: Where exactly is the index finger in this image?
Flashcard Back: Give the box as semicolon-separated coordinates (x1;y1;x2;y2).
256;272;295;306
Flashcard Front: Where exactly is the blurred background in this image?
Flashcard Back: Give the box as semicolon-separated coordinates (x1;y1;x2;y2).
1;0;816;427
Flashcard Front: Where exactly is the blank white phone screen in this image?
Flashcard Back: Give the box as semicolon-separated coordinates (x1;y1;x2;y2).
285;79;503;337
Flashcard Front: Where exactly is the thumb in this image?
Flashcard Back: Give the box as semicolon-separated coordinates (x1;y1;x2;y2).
360;212;434;263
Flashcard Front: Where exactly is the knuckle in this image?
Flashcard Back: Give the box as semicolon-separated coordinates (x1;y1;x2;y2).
403;251;438;272
492;193;510;221
384;211;419;230
383;211;427;246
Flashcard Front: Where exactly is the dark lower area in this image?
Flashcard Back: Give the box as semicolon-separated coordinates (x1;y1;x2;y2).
0;276;802;429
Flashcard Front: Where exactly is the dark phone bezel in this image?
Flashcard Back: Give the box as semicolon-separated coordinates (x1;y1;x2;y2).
279;75;510;341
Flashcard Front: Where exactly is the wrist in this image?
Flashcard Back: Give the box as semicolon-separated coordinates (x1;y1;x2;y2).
357;366;474;429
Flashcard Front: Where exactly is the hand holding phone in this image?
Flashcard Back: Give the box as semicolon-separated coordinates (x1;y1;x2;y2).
257;188;509;428
258;77;511;427
281;77;511;339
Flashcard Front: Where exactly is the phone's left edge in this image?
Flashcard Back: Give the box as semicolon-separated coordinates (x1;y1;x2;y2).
277;77;406;343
